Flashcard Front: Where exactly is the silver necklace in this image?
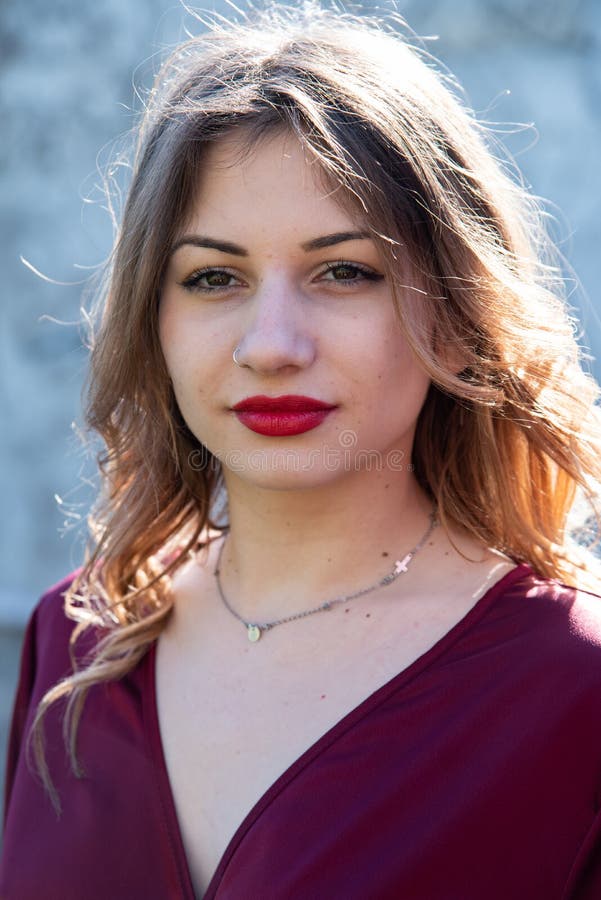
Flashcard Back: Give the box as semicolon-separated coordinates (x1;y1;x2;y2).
213;508;438;642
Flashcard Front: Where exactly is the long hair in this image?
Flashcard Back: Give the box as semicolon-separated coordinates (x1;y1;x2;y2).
28;3;601;813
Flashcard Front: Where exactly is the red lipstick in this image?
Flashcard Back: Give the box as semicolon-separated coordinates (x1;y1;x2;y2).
231;395;337;436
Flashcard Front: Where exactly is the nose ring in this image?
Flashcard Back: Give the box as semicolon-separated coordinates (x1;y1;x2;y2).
233;346;242;367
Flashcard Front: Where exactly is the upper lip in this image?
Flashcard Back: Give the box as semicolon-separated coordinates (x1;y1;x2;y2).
232;394;337;412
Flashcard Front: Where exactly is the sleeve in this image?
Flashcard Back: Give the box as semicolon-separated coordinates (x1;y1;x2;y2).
2;603;39;834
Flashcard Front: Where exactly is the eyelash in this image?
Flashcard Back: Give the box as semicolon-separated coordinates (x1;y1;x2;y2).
178;261;384;294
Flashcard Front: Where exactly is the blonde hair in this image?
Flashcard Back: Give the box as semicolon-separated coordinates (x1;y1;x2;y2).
29;3;601;813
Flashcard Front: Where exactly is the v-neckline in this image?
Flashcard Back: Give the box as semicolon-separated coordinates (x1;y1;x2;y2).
143;562;531;899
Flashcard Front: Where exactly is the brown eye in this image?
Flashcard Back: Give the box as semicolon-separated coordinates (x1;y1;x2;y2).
179;268;240;292
319;262;384;285
203;271;233;287
330;264;360;280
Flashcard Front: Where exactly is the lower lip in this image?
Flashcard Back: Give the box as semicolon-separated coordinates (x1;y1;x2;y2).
233;409;335;436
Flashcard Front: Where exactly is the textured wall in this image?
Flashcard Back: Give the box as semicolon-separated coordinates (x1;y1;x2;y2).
1;0;600;808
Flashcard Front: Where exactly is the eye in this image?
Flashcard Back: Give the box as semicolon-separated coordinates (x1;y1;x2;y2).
179;267;242;293
317;261;384;286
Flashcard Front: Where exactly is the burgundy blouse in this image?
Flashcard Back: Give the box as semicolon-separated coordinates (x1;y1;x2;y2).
2;564;601;899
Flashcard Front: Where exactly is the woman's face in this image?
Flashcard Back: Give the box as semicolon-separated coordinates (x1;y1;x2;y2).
159;129;431;490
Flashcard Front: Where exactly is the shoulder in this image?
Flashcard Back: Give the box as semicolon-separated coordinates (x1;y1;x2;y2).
34;568;82;631
25;569;86;685
498;563;601;631
483;562;601;679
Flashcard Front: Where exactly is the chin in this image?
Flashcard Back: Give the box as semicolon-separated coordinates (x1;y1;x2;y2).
222;453;352;491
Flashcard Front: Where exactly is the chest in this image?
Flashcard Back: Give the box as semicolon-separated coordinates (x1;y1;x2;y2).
154;609;439;898
151;603;586;900
151;559;511;898
155;650;402;896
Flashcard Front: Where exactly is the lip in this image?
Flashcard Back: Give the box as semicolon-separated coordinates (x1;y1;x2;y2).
231;395;336;412
231;395;337;437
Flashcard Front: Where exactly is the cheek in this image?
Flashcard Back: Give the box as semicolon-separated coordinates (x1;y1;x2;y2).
359;317;423;380
367;327;431;415
158;306;226;415
159;302;199;382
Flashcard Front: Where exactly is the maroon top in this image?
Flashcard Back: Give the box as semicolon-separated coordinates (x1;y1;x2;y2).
2;563;601;899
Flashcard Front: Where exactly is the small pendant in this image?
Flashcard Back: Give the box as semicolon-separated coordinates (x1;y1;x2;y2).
394;554;412;575
247;624;261;642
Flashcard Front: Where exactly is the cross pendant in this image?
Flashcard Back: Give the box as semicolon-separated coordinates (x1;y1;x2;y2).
394;554;411;575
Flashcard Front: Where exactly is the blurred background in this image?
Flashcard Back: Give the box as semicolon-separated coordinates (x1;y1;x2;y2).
1;0;600;812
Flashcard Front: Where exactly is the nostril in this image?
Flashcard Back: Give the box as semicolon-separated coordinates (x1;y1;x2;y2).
230;334;316;373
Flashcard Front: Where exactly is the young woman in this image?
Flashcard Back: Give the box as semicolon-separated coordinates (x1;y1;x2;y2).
2;5;601;899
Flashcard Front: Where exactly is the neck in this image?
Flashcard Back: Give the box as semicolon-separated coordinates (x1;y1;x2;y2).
212;468;436;622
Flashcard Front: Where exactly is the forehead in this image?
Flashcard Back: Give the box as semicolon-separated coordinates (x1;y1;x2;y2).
181;127;366;235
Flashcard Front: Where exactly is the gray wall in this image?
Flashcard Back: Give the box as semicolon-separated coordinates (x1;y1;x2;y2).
1;0;600;808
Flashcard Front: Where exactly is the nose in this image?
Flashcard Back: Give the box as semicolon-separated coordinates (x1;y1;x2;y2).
233;273;316;374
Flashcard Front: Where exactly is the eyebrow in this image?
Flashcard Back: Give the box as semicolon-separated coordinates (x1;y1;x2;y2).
301;231;369;251
169;230;370;257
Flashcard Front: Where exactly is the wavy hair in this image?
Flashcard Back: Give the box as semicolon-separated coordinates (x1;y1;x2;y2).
28;3;601;813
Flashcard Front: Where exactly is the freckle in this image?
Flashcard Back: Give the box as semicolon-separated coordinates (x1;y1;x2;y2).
384;483;390;489
365;613;371;618
345;608;350;613
382;551;389;557
320;693;326;700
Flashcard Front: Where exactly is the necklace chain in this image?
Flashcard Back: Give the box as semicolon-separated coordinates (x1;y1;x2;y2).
213;508;438;642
